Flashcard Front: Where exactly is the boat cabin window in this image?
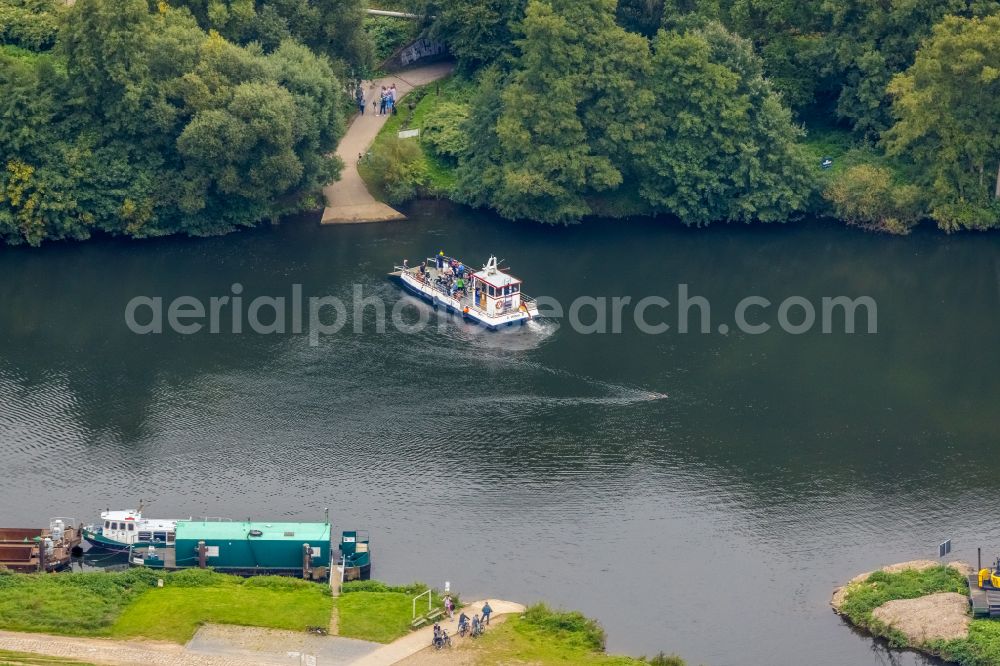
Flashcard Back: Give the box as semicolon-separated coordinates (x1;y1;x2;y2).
488;285;495;296
138;531;151;541
511;284;520;293
167;532;175;543
111;522;119;530
153;531;167;541
127;523;135;531
104;521;110;530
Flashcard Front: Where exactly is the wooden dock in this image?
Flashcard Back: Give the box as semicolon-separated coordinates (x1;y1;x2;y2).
967;575;1000;617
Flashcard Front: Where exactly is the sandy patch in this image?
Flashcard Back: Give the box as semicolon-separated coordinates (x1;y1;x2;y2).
871;592;970;642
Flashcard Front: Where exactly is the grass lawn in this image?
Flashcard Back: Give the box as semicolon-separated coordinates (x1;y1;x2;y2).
0;569;331;643
335;581;448;643
0;569;158;636
0;651;95;665
110;576;332;642
464;605;683;665
336;591;415;643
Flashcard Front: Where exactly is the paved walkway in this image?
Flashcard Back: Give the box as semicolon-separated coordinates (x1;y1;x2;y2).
0;630;248;666
348;599;525;666
187;625;380;665
321;62;455;225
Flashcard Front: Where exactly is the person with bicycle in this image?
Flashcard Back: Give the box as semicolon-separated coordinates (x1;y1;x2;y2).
458;611;470;636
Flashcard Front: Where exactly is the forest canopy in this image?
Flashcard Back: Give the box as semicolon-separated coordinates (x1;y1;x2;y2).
0;0;362;246
412;0;1000;231
2;0;999;245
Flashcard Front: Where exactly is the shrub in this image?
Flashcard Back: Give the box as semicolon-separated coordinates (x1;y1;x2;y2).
645;653;687;666
521;603;607;651
163;568;229;587
243;575;322;591
341;580;428;595
421;102;471;160
363;15;419;70
824;164;924;234
359;137;428;205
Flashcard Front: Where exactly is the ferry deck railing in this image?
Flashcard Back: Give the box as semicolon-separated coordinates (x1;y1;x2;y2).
398;259;537;317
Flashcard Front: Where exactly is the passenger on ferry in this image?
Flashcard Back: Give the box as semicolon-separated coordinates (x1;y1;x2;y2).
436;251;445;269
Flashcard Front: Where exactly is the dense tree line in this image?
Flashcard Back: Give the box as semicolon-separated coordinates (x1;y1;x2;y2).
3;0;998;243
0;0;362;245
418;0;1000;230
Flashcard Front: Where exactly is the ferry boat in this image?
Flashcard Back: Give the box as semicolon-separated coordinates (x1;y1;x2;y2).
393;254;539;330
82;506;179;552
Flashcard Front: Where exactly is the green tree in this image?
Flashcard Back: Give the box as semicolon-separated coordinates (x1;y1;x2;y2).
819;0;996;136
634;23;813;224
167;0;371;72
0;0;63;51
0;0;346;245
463;0;650;223
428;0;528;70
884;14;1000;230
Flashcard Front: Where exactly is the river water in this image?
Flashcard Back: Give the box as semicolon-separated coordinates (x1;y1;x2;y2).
1;201;998;665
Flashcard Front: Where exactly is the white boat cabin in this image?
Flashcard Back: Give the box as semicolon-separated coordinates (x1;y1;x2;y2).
99;509;177;546
472;257;524;318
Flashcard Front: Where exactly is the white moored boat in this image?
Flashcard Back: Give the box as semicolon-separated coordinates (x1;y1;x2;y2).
393;254;539;330
82;505;180;552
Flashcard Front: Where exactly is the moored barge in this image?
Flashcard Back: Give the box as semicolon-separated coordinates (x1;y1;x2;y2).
0;518;82;572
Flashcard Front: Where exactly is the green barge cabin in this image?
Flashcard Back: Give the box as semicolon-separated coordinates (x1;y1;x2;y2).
133;519;332;581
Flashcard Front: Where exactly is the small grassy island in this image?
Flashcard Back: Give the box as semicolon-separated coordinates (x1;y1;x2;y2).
833;561;1000;665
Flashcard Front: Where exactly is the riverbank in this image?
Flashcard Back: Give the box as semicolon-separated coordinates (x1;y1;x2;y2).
0;570;683;665
832;560;1000;665
355;73;1000;235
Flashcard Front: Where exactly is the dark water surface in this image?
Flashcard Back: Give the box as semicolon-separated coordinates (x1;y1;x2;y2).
1;202;999;666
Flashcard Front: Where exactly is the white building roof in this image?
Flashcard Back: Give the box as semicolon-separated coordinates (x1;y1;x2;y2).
473;269;520;288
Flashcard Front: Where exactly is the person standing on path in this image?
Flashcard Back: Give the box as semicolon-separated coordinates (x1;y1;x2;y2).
482;601;492;625
444;595;454;619
357;92;365;116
